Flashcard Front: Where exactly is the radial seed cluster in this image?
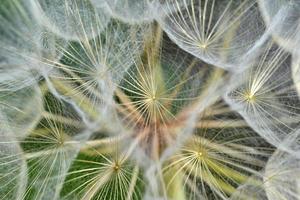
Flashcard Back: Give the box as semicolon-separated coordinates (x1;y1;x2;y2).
1;0;300;200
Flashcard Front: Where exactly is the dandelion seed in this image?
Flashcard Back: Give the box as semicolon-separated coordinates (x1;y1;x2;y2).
222;127;300;200
47;21;143;123
0;121;27;200
0;83;43;138
30;0;110;41
13;94;92;200
258;0;300;54
0;0;68;90
225;42;300;148
162;120;272;200
158;0;267;70
264;146;300;200
61;139;144;200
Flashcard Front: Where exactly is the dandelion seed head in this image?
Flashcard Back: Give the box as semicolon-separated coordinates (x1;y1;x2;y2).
1;0;300;199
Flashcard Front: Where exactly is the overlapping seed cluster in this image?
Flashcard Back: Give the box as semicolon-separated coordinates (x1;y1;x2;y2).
1;0;300;200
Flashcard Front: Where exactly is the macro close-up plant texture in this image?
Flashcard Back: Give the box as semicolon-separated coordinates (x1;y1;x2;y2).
1;0;300;200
